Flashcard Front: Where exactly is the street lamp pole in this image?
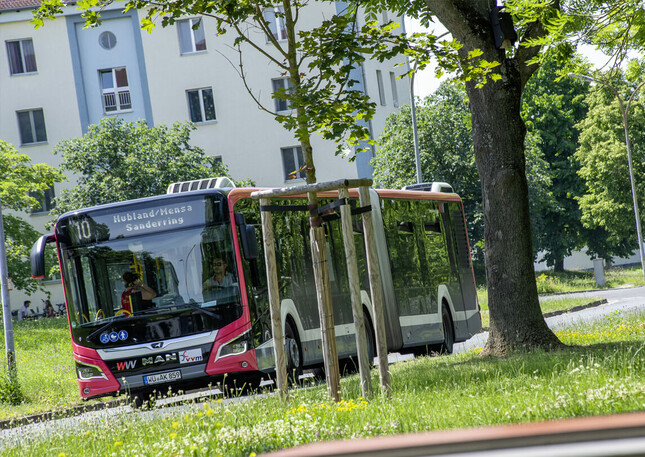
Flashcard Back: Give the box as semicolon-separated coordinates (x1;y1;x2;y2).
0;200;17;383
410;62;422;184
569;73;645;280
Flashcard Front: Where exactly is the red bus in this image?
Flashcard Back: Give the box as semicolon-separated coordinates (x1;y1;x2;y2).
31;178;481;400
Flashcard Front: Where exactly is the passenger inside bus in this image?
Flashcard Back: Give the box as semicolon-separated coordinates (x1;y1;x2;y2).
121;271;157;314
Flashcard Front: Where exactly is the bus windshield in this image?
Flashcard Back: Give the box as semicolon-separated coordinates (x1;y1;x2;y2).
60;223;242;332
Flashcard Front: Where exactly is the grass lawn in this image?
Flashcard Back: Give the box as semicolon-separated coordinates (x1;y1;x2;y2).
0;266;643;455
2;266;641;420
3;308;645;456
0;318;107;420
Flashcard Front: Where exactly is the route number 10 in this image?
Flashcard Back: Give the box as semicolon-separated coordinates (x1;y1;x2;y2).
72;219;92;241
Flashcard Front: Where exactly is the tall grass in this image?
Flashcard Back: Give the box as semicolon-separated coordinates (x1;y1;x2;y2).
0;318;87;419
4;310;645;457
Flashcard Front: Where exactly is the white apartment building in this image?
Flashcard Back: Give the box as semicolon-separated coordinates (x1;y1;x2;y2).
0;0;410;312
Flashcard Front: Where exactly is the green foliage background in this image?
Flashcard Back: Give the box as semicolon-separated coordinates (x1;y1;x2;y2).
50;118;232;218
0;141;63;293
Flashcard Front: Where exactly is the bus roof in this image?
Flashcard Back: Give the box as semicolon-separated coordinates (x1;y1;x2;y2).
56;188;233;222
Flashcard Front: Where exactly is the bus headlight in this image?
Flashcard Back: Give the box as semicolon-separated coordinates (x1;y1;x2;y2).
76;361;108;380
217;331;252;359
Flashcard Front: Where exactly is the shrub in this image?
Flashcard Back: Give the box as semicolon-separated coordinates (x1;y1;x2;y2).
0;374;25;405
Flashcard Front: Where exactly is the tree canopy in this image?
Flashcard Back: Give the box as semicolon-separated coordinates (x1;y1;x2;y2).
0;141;63;293
575;67;645;261
50;118;230;217
373;79;557;271
521;54;590;270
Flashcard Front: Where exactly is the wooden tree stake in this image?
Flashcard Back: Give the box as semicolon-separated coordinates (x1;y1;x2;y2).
260;198;289;401
339;188;372;397
359;186;391;394
310;210;341;401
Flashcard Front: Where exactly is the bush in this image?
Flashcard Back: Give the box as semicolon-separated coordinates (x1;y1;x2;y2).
0;374;25;405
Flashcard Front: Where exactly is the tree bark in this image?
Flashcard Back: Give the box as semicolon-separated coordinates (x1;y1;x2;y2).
425;0;562;354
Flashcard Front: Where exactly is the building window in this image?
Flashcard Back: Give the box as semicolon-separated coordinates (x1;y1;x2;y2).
98;31;117;50
376;70;386;106
6;38;37;75
99;68;132;113
281;146;305;181
17;109;47;145
178;18;206;54
263;7;288;42
389;71;399;107
29;185;55;214
272;77;292;112
187;88;216;123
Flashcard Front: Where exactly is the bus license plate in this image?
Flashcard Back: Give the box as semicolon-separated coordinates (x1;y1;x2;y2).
144;370;182;385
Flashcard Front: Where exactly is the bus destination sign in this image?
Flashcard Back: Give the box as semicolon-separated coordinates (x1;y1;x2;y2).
112;204;196;234
60;197;213;245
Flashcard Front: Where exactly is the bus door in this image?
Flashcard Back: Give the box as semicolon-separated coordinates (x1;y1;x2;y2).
440;203;468;338
442;202;478;336
448;202;479;333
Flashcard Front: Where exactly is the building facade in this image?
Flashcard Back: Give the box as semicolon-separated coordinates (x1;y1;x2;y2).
0;0;410;312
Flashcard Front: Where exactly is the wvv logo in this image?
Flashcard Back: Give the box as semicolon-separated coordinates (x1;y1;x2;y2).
116;360;137;371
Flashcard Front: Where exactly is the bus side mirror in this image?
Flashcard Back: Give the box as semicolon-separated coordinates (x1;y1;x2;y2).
235;213;258;261
241;225;259;261
31;234;55;278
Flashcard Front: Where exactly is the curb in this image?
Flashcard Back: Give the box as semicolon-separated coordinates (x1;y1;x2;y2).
542;298;608;318
0;398;124;430
478;298;609;333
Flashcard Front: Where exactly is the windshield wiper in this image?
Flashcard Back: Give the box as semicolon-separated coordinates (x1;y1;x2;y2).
178;302;222;319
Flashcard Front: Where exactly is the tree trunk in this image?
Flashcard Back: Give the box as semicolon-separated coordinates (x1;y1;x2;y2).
554;258;565;272
425;0;562;354
467;76;561;354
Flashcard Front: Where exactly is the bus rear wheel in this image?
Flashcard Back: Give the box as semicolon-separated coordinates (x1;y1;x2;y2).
285;321;303;383
439;306;454;354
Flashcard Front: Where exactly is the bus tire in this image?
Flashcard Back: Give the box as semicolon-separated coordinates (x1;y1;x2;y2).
364;312;376;366
285;320;303;383
439;305;454;354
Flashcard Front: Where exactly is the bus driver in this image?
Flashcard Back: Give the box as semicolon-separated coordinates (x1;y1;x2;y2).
202;257;236;291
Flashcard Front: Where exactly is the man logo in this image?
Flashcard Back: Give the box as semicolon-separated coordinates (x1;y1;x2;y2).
142;353;178;366
150;342;165;349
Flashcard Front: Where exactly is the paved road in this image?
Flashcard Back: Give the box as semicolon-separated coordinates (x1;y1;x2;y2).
455;286;645;353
